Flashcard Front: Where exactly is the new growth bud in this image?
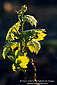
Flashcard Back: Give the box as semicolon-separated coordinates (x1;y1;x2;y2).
22;5;27;12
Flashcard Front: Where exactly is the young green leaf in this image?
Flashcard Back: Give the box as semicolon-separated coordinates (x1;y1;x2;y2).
34;30;47;41
6;21;21;41
22;15;37;27
27;39;41;54
15;53;29;68
21;5;27;13
2;47;10;59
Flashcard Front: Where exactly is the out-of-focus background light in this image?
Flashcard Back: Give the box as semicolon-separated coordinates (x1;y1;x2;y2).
3;2;12;12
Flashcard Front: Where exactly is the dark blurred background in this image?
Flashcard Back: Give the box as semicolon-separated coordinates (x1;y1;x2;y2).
0;0;57;85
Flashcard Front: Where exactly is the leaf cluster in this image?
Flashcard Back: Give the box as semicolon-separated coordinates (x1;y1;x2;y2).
2;5;47;72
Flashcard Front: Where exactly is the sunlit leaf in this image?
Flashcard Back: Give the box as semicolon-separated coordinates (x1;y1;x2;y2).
15;53;29;68
12;21;21;30
22;15;37;27
27;39;41;54
6;21;21;41
11;42;19;51
15;50;19;56
4;42;20;52
34;30;47;41
12;63;16;71
2;47;10;59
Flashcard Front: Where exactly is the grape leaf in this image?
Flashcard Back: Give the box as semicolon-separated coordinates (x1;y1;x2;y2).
2;47;10;59
27;39;41;54
22;15;37;27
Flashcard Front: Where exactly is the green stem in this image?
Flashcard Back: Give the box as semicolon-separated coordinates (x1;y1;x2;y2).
20;13;24;52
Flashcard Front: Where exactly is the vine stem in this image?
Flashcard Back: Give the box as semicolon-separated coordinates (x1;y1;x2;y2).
24;59;40;85
20;13;24;52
